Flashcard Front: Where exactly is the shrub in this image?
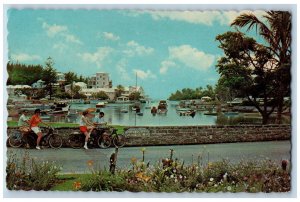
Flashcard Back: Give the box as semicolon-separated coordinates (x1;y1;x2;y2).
6;151;61;190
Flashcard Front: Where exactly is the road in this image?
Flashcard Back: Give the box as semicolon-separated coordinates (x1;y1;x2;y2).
6;141;291;174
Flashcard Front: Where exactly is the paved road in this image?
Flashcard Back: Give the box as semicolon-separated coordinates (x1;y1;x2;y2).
6;141;291;174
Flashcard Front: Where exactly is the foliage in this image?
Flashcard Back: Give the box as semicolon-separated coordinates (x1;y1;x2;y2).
64;71;88;85
115;84;125;98
129;92;141;101
169;85;215;101
7;62;43;85
92;91;109;100
58;150;290;193
6;151;61;190
218;11;291;124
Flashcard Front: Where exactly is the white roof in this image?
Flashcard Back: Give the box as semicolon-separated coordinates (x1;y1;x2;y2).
7;85;32;89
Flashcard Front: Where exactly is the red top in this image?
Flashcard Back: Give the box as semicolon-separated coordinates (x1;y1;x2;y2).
29;114;42;128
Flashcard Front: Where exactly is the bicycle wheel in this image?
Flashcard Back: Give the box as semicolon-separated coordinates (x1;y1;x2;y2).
97;134;112;148
49;134;63;149
8;131;23;148
112;134;126;148
68;134;84;149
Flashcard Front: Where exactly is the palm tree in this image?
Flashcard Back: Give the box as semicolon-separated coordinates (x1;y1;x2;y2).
231;11;291;123
115;84;125;99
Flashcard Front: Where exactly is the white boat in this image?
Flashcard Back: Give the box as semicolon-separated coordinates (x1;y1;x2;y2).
176;107;191;112
48;103;70;115
96;102;106;108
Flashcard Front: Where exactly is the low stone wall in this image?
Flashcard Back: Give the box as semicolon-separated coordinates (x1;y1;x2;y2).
7;124;291;147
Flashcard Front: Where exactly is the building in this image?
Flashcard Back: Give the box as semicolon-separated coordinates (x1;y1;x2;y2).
7;85;32;98
64;82;88;93
129;86;145;97
31;80;45;89
56;72;66;85
81;88;116;100
88;72;111;88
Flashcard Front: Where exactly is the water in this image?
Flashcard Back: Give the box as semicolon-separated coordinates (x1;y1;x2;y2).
63;101;219;126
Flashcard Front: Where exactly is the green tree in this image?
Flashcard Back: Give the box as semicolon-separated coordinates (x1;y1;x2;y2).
129;92;141;101
42;57;57;100
115;85;125;99
92;91;109;100
231;11;291;124
64;71;78;85
216;31;278;124
7;62;43;85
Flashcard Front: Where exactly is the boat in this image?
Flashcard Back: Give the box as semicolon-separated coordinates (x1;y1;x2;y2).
67;109;78;117
120;108;129;113
204;111;218;116
158;109;167;115
84;99;91;104
115;96;131;103
48;102;70;115
137;112;143;116
223;112;239;116
176;107;191;112
96;102;106;108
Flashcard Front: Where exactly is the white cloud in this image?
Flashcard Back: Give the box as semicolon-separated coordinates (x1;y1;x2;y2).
126;10;266;26
159;60;176;74
116;59;131;81
11;53;41;62
53;43;67;52
133;69;156;80
77;47;113;67
42;22;68;37
123;40;154;57
42;21;83;45
166;45;215;71
103;32;120;41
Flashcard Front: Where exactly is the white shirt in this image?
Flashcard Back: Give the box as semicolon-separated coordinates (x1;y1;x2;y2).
18;114;28;127
79;115;92;127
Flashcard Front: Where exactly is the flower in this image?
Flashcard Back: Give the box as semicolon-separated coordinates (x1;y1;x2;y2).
210;178;214;182
87;160;94;167
207;162;214;169
227;186;232;191
131;157;137;164
141;148;146;152
73;181;81;189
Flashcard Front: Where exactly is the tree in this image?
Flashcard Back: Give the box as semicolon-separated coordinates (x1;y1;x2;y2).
42;57;57;100
216;31;278;124
92;91;109;100
231;11;291;124
7;62;43;85
64;71;78;85
129;92;141;101
115;85;125;99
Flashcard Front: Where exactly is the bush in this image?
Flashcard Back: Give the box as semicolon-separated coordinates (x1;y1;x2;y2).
75;155;290;193
6;151;61;190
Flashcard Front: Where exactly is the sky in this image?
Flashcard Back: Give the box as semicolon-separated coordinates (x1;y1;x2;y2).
6;9;266;99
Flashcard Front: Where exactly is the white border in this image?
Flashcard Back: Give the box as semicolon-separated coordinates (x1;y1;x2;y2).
1;0;298;200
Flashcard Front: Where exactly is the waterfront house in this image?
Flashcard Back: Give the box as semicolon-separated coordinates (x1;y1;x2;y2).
88;72;112;88
31;80;45;89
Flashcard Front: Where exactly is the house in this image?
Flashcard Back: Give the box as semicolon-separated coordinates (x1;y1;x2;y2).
64;82;87;93
31;80;45;89
56;72;66;84
88;72;111;88
129;86;145;97
80;88;116;100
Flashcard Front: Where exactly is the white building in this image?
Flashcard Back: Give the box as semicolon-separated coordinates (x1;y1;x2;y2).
7;85;31;97
88;72;110;88
81;88;116;100
56;72;66;84
64;82;87;93
31;80;45;89
129;86;145;97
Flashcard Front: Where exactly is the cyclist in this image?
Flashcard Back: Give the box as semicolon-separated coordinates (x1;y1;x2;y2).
93;112;107;126
79;110;95;150
29;109;50;150
18;110;30;133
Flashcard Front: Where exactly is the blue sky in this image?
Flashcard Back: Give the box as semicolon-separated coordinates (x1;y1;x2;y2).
7;9;266;99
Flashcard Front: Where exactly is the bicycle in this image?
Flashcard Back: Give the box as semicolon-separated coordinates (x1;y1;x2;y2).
68;126;111;149
8;126;63;149
97;127;126;148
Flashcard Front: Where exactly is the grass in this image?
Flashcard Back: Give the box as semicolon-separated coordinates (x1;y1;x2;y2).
7;121;125;134
51;174;92;191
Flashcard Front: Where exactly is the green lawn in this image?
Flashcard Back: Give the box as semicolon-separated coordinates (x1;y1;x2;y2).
51;174;92;191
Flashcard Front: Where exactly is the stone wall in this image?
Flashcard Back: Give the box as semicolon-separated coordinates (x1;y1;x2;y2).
7;124;291;147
